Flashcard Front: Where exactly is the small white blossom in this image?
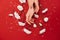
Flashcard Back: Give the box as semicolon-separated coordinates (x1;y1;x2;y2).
44;17;49;22
9;14;13;17
19;0;26;3
39;23;43;27
14;11;20;19
39;28;46;34
42;8;48;13
17;5;23;11
18;21;25;26
33;23;37;28
23;28;32;34
34;14;39;18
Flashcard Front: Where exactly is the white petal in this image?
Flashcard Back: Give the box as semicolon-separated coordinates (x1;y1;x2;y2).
34;14;39;18
17;5;23;11
23;28;32;34
18;22;25;26
19;0;26;3
44;17;49;22
42;8;48;13
33;23;37;28
39;28;46;34
14;11;20;19
39;23;43;27
9;14;13;17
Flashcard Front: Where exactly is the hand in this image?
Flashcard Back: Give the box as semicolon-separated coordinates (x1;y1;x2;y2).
26;0;39;25
26;8;34;25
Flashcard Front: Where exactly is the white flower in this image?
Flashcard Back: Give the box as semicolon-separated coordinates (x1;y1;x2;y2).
14;11;20;19
19;0;26;3
42;8;48;13
18;21;25;26
17;5;23;11
39;28;46;34
23;28;32;34
33;23;37;28
44;17;49;22
34;14;39;18
9;14;13;17
39;23;43;27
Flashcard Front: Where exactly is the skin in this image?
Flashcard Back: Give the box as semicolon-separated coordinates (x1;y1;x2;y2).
26;0;39;25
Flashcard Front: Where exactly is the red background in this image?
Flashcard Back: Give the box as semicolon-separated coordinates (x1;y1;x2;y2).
0;0;60;40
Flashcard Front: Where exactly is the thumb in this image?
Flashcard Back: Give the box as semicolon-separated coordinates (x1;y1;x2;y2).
34;0;39;13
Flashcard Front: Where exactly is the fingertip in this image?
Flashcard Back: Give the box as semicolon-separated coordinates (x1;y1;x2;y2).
26;20;31;25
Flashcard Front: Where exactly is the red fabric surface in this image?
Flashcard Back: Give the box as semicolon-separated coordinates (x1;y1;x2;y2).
0;0;60;40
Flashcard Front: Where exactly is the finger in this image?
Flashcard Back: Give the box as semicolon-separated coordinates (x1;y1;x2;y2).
31;18;34;22
26;20;31;25
26;16;31;25
26;10;31;25
29;10;34;23
29;18;33;24
28;15;32;24
30;18;34;23
34;0;39;13
29;14;34;24
35;0;39;8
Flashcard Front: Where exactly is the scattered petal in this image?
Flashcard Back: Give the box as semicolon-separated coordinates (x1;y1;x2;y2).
14;11;20;19
18;21;25;26
9;14;13;17
17;5;23;11
19;0;26;3
44;17;49;22
33;23;37;28
42;8;48;13
39;28;46;34
39;23;43;27
34;14;39;18
23;28;32;34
